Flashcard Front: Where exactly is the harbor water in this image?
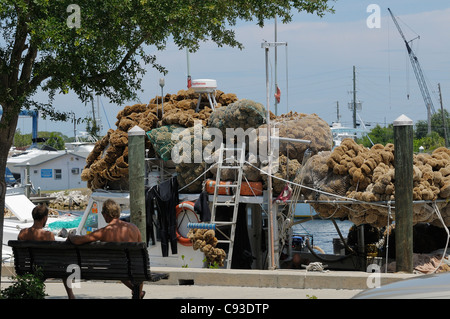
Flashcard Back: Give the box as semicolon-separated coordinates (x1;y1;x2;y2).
293;219;354;254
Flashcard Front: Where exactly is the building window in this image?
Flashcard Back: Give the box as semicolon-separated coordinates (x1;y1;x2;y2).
55;169;62;180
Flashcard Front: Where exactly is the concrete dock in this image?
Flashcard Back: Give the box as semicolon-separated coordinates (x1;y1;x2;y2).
1;265;418;299
149;267;417;290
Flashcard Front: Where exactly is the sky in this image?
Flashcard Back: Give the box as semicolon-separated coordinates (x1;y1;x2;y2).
19;0;450;139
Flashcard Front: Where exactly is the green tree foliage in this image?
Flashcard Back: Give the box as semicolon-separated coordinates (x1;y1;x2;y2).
415;109;450;141
13;130;67;149
357;122;446;153
13;129;31;148
45;132;66;150
413;131;445;153
357;124;394;147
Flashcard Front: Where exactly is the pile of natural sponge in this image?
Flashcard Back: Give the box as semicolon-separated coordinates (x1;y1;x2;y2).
81;89;237;190
81;102;158;190
187;228;226;267
300;138;450;227
263;112;333;164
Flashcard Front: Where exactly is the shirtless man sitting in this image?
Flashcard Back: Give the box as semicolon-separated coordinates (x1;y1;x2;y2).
18;204;55;241
18;204;75;299
67;199;144;298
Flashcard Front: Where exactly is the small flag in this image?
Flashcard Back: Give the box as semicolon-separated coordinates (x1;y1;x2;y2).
187;75;192;89
275;85;281;103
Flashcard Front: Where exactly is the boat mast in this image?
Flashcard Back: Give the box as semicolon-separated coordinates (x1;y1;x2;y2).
263;42;275;270
262;35;287;270
274;16;278;116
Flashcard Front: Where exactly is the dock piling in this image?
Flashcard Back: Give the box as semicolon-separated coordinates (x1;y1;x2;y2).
393;114;414;273
128;125;146;242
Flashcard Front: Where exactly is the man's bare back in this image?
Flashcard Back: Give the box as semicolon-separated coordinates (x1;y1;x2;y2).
18;227;55;241
68;219;141;245
68;199;142;245
92;219;139;242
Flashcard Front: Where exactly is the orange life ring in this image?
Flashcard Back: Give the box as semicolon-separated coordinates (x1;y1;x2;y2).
175;201;199;246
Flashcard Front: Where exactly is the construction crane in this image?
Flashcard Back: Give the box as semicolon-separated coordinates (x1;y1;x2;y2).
388;8;436;134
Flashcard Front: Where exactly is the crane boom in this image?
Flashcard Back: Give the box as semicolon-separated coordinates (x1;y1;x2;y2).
388;8;435;134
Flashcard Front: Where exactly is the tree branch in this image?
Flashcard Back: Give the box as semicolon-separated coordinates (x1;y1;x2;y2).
17;40;38;97
9;5;29;95
19;41;37;84
87;34;149;83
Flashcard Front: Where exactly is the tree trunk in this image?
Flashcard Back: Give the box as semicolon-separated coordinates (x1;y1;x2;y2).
0;106;20;287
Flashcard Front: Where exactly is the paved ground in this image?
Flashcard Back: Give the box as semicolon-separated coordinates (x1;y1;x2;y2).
0;279;362;299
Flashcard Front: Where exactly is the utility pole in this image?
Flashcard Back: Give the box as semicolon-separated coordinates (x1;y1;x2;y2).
348;66;361;140
336;101;340;123
438;83;449;148
159;78;165;117
90;94;98;138
73;112;76;141
353;66;357;131
274;16;278;116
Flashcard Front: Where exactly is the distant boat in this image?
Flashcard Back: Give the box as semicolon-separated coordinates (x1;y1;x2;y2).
330;122;365;147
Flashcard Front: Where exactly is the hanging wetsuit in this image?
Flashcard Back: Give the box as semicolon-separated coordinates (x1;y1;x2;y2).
146;176;179;257
194;191;211;222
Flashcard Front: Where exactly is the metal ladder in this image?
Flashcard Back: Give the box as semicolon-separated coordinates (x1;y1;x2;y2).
210;143;245;269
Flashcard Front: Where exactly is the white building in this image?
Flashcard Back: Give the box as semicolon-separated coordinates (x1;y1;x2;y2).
8;147;90;191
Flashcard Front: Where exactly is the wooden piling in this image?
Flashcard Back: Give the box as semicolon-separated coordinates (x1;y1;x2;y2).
128;125;146;242
393;114;414;273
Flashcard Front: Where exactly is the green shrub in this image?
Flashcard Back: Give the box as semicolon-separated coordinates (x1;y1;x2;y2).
0;271;47;299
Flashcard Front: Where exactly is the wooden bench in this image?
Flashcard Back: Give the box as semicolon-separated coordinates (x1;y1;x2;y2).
8;240;168;299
